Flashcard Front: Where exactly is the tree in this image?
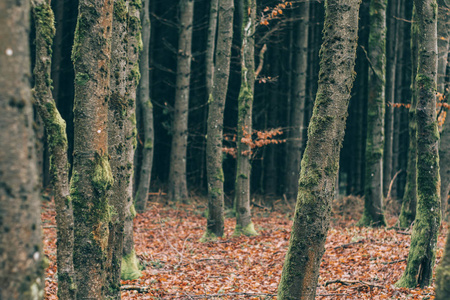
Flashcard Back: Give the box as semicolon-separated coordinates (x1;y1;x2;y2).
203;0;234;240
71;0;115;297
233;0;258;237
32;0;76;298
358;0;387;227
0;0;45;298
135;0;154;213
396;0;441;288
168;0;194;202
277;0;360;298
436;228;450;299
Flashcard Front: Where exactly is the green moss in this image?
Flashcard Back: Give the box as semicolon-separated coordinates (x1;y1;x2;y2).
128;64;141;84
121;249;142;280
308;115;333;137
92;153;114;193
416;74;436;92
233;222;258;237
214;168;224;182
200;230;218;243
33;3;56;54
130;0;142;9
238;83;252;116
130;204;137;218
110;92;128;118
144;139;153;149
44;102;68;150
210;187;222;198
71;14;90;62
238;174;248;179
113;0;128;22
75;72;89;86
145;99;153;109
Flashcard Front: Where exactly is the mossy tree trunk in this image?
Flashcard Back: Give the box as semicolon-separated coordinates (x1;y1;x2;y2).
135;0;154;213
233;0;258;237
205;0;218;97
121;1;142;282
0;0;45;298
71;0;114;298
396;0;441;288
358;0;387;227
203;0;234;240
436;227;450;299
285;0;309;201
399;5;419;228
168;0;194;202
277;1;360;298
31;1;76;299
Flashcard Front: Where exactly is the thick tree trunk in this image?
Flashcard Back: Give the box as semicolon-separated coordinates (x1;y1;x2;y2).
233;0;258;237
135;0;154;213
396;0;441;288
168;0;194;202
71;0;114;298
399;5;419;228
277;0;360;298
285;0;310;201
436;227;450;299
203;0;234;240
0;1;45;298
358;0;387;227
31;1;76;299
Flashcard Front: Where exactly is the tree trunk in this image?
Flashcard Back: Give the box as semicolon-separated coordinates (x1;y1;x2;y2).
32;1;76;298
399;5;419;228
205;0;218;97
285;0;310;201
71;0;114;297
277;0;360;298
168;0;194;202
203;0;234;240
436;227;450;299
233;0;258;237
396;0;441;288
0;1;45;298
358;0;387;227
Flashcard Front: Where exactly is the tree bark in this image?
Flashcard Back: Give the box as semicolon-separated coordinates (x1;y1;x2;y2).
277;0;360;298
436;227;450;299
203;0;234;240
396;0;441;288
135;0;154;213
71;0;114;297
168;0;194;202
31;1;76;298
233;0;258;237
0;1;45;298
285;0;310;201
358;0;387;227
205;0;219;97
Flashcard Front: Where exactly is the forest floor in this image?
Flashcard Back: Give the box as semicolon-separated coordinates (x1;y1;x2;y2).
42;194;448;300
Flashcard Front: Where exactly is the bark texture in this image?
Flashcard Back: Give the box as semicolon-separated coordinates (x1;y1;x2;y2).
168;0;194;202
71;0;114;298
31;1;76;298
205;0;219;97
277;0;360;298
0;0;45;298
436;227;450;299
234;0;257;237
285;0;310;200
135;0;154;213
358;0;387;227
203;0;234;240
396;0;441;288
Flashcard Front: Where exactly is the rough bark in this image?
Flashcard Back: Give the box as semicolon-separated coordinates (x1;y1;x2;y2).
277;0;360;298
168;0;194;202
399;5;419;228
205;0;219;97
31;1;76;299
396;0;441;288
71;0;114;298
0;1;45;299
285;0;310;201
358;0;387;227
233;0;258;237
135;0;154;213
436;226;450;299
203;0;234;240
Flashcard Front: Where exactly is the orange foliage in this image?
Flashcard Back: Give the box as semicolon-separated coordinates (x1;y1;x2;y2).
259;1;292;26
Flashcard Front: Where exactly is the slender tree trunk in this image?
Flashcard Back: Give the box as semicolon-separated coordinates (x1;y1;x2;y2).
399;5;419;228
285;0;310;201
436;226;450;299
0;1;45;298
277;0;360;298
71;0;114;297
206;0;219;97
31;1;76;298
358;0;387;227
203;0;234;240
168;0;194;202
396;0;441;288
135;0;154;213
233;0;258;237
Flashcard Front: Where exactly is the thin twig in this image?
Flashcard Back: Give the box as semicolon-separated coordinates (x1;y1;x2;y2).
386;170;402;202
325;279;385;289
255;44;268;78
333;239;365;249
182;292;276;299
382;258;406;265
